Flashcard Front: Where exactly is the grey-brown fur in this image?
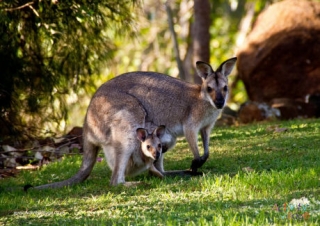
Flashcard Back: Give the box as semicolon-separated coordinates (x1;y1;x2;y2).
35;126;166;189
127;126;166;179
34;58;236;188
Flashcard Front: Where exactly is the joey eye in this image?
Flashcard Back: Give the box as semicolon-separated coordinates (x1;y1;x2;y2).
146;145;151;150
158;144;162;149
223;86;228;92
207;87;213;93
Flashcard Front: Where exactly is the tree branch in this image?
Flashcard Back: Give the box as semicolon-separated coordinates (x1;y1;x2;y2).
28;4;39;17
4;2;34;12
164;1;186;80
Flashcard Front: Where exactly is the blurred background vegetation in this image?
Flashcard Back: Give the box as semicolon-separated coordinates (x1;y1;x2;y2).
0;0;280;140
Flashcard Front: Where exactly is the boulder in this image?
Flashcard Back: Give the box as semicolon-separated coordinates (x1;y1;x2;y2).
237;0;320;104
238;101;280;124
270;96;320;119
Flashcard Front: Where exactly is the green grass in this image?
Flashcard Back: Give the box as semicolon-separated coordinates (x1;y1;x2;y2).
1;118;320;225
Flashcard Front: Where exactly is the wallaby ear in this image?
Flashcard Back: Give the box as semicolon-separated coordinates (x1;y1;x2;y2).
196;61;214;79
216;57;237;77
154;125;166;139
136;128;148;142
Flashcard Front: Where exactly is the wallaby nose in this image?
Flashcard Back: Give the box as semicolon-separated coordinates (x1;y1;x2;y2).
214;100;225;109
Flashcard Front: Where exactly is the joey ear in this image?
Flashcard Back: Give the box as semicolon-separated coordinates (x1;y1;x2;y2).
196;61;214;79
154;125;166;139
216;57;237;77
136;128;148;142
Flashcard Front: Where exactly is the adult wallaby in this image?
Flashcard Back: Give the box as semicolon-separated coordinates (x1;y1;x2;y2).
34;125;166;189
34;57;237;188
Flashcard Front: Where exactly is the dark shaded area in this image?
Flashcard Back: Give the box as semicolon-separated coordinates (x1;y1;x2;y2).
238;28;320;102
237;0;320;123
0;126;82;172
0;0;138;140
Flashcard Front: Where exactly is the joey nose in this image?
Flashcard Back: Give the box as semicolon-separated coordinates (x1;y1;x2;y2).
156;151;161;160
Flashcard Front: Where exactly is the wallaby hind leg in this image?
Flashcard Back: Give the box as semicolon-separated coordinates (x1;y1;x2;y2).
109;146;133;186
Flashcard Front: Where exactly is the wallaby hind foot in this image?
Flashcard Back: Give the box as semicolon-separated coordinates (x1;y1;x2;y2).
190;155;209;172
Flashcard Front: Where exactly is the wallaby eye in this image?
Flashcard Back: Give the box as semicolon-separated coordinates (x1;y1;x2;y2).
146;145;151;150
158;144;162;149
207;87;213;93
223;85;228;92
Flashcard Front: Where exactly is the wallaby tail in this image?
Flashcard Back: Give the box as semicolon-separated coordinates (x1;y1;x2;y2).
34;140;99;190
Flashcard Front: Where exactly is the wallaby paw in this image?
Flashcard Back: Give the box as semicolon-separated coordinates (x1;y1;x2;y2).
190;159;202;172
190;155;208;171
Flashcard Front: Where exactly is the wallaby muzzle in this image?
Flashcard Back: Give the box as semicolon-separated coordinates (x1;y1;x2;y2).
156;151;161;160
214;99;225;109
214;92;225;109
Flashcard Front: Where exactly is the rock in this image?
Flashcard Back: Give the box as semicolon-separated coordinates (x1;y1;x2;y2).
238;101;280;124
65;126;83;147
55;145;70;157
54;126;83;152
237;0;320;104
35;151;43;160
308;94;320;117
0;127;84;172
216;106;238;126
270;97;319;119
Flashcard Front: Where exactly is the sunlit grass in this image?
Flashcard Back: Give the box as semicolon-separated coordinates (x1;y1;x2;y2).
0;118;319;225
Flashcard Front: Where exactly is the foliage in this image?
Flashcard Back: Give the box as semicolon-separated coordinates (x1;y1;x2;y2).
0;118;319;225
107;0;277;108
2;0;317;138
0;0;139;139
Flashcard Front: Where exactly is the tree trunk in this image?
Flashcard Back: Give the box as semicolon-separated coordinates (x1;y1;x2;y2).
193;0;211;63
192;0;211;84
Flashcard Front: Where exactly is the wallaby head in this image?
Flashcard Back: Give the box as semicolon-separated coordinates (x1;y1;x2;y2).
196;57;237;109
136;125;166;161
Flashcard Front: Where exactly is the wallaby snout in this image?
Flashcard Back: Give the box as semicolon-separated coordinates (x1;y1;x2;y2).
147;146;161;161
155;149;161;160
214;100;225;109
214;93;226;109
143;141;162;161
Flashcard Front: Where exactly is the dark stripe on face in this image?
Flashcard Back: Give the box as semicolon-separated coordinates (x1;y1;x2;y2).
214;72;219;86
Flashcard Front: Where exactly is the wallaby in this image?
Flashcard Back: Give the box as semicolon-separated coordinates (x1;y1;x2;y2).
34;57;237;188
127;126;166;179
34;125;166;189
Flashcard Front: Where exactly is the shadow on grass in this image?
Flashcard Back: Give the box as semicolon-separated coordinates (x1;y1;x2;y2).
1;119;319;225
2;187;320;225
164;132;320;174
